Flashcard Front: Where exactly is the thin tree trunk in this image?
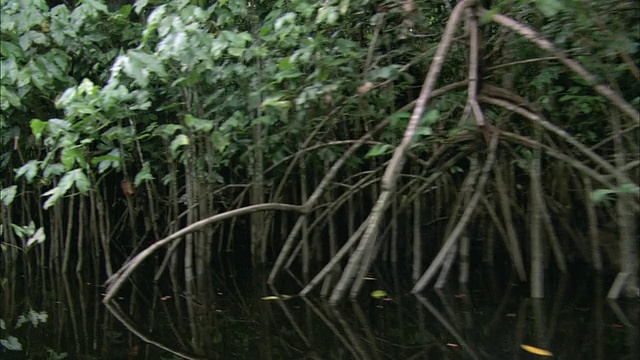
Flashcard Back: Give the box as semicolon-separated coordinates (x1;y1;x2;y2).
251;119;265;265
530;124;544;298
62;195;75;272
583;176;603;272
412;190;422;281
75;196;85;274
459;234;470;284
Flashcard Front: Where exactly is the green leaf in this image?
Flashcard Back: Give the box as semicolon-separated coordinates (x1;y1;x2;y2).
591;184;640;204
170;134;190;157
275;12;297;31
26;227;46;248
0;185;18;206
227;47;245;57
421;109;440;125
370;65;401;80
184;114;214;133
15;160;40;183
81;0;109;14
210;131;230;153
19;310;48;327
365;144;392;158
253;116;275;126
43;169;90;209
47;118;71;137
11;223;31;239
61;146;87;171
120;54;148;87
43;164;65;180
339;0;350;15
70;169;91;194
128;50;166;77
479;7;500;24
0;41;24;58
134;162;154;187
535;0;564;17
261;94;291;109
155;124;183;138
30;119;47;141
391;111;411;128
133;0;149;14
416;126;433;137
0;336;22;351
616;183;640;195
370;290;388;299
0;86;21;109
91;148;121;171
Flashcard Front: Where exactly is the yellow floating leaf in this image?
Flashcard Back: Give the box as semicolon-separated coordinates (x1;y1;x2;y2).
370;290;388;299
520;344;553;356
261;295;293;301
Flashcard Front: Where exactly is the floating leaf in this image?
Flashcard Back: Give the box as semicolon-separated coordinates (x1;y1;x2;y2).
370;290;388;299
520;344;553;356
261;294;293;301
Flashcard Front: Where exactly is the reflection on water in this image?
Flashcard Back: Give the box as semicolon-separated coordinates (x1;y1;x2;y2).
1;262;638;359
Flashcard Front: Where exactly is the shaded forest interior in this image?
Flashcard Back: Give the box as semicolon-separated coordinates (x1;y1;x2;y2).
1;0;638;319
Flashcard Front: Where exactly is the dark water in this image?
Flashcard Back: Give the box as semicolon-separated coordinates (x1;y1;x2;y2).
1;260;638;360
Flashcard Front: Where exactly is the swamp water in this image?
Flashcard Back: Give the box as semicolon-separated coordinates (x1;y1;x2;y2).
1;258;638;359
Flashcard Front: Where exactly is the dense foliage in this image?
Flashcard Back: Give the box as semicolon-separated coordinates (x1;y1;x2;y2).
1;0;638;300
1;0;638;357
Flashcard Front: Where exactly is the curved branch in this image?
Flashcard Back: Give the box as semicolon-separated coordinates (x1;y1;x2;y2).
103;202;305;302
